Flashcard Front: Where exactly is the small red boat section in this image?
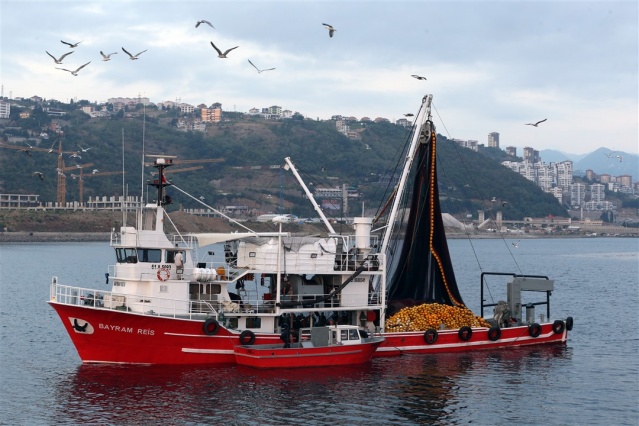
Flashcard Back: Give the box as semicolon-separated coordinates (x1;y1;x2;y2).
234;325;384;368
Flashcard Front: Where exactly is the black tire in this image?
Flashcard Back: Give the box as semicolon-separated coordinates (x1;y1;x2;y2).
487;326;501;341
203;318;219;336
423;328;438;344
552;319;565;334
566;316;574;331
458;326;473;341
239;330;256;345
528;323;542;338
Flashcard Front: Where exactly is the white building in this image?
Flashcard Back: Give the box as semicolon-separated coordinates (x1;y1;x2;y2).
0;99;10;118
555;161;573;187
590;183;605;203
570;183;586;207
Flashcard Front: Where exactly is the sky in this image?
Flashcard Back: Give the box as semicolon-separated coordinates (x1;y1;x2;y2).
1;0;637;155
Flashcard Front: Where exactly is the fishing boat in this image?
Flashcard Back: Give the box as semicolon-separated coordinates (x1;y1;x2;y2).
234;325;384;369
49;93;573;365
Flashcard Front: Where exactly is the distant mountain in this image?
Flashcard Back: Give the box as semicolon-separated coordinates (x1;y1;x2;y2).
574;148;638;180
539;148;638;180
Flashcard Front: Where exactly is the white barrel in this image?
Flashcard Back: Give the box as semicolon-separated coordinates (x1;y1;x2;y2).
353;217;373;249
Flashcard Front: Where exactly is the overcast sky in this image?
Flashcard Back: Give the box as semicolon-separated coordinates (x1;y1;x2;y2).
1;0;637;155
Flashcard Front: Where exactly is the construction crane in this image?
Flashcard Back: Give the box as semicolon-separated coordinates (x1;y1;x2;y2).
57;163;95;204
144;157;224;167
69;169;125;204
150;166;204;176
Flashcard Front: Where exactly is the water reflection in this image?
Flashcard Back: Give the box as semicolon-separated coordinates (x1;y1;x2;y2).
52;345;571;425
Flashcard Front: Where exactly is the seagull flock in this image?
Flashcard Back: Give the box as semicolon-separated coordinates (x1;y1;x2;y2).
38;18;552;164
46;19;345;78
46;38;147;76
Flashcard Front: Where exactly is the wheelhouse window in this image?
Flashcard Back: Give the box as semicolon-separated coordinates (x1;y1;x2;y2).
115;248;161;263
116;248;138;263
138;249;161;263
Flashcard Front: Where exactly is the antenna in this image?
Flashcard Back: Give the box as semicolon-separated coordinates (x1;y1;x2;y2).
140;103;146;202
122;128;126;227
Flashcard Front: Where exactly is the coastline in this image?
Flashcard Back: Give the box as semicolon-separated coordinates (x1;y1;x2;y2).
1;230;635;243
0;232;111;243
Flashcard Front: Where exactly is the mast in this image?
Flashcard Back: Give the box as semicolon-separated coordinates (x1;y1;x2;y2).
284;157;336;234
146;156;175;206
379;94;432;255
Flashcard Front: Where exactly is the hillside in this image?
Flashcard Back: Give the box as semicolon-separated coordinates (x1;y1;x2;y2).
0;105;568;220
0;209;330;236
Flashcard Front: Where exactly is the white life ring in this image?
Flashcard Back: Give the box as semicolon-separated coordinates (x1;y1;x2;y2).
157;267;170;281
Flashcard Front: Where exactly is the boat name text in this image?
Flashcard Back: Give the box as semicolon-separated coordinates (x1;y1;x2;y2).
99;323;155;335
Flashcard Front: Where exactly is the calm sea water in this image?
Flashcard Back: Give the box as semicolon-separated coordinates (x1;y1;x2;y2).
0;237;637;425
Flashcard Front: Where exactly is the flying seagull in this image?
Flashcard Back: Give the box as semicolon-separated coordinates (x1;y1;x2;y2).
19;147;32;157
32;171;44;181
322;23;336;38
616;155;623;162
248;59;275;73
92;169;99;174
56;61;91;76
122;47;147;60
404;113;414;117
411;74;427;81
69;152;82;159
512;240;520;248
61;40;83;48
196;19;215;29
48;141;56;153
100;51;118;61
210;42;238;58
77;144;93;152
46;50;74;64
525;118;547;127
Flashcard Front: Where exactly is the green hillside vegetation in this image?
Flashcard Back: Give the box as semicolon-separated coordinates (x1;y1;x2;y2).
0;103;567;219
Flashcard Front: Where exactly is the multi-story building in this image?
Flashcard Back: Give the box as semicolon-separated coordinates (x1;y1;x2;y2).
487;132;499;148
537;166;555;190
453;139;479;151
590;183;605;203
547;187;563;203
201;107;221;123
555;161;573;187
618;175;633;188
523;147;540;163
178;103;195;114
570;183;586;206
0;99;10;118
505;146;517;157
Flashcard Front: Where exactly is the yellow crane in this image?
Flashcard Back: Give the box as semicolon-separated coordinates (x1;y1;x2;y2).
69;168;126;204
57;162;94;205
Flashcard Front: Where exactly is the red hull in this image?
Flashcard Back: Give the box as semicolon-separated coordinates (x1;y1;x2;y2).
49;302;281;365
377;324;568;357
51;302;568;365
234;340;383;369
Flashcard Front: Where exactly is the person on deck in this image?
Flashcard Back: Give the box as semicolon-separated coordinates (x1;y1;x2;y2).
174;250;184;280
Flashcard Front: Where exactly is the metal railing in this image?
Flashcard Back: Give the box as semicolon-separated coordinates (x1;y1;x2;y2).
50;277;219;320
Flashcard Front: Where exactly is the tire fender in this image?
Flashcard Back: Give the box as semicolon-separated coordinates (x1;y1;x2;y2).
203;318;219;336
